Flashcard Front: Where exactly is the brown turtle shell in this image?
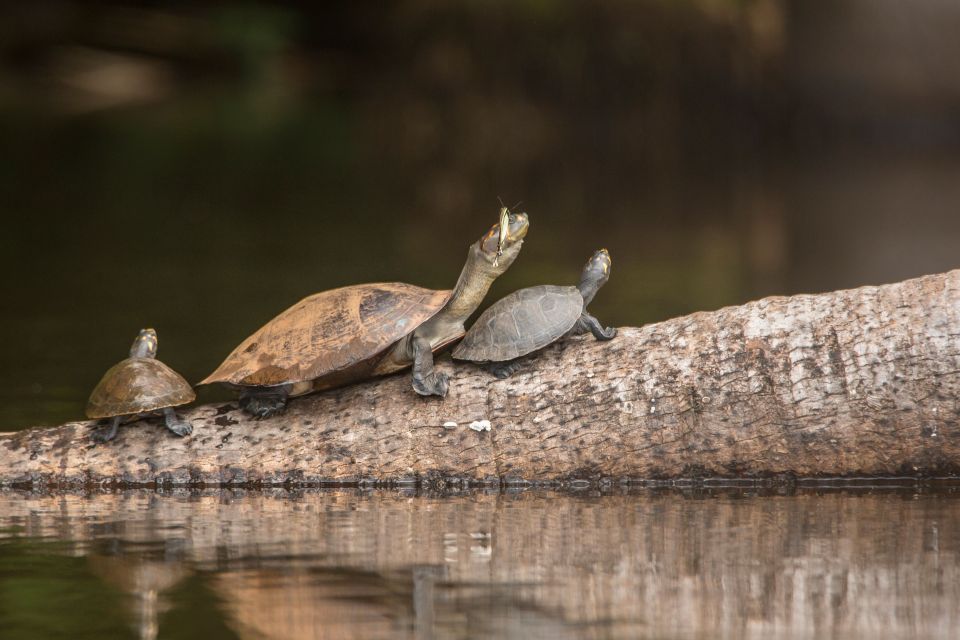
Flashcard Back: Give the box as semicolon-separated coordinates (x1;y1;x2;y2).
200;282;452;388
452;285;584;362
86;358;196;419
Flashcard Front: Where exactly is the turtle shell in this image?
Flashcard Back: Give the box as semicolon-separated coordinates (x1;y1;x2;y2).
453;285;583;362
200;283;452;388
86;358;196;419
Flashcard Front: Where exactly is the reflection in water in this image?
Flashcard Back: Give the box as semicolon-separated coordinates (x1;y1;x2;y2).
215;569;404;640
0;488;958;639
88;552;190;640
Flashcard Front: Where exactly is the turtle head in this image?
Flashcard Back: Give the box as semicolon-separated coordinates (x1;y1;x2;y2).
479;208;529;273
443;208;530;321
129;328;158;359
578;249;611;307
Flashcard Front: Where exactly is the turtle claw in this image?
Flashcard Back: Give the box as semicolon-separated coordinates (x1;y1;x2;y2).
489;362;520;379
599;326;617;341
239;394;288;419
166;420;193;437
162;408;193;437
252;404;284;419
413;371;449;397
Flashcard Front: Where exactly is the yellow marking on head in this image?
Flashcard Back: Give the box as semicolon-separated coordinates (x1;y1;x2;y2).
497;207;510;248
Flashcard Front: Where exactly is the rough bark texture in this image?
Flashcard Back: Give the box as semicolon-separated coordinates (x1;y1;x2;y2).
2;270;959;487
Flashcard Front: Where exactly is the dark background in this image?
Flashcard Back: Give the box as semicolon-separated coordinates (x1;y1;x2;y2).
2;0;960;429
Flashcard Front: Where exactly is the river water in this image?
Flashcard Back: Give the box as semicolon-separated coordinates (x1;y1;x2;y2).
0;486;957;639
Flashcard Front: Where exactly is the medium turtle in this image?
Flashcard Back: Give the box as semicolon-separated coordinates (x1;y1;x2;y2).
452;248;616;377
200;208;530;417
87;329;195;442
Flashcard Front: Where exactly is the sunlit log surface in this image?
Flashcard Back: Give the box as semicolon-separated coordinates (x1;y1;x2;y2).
1;270;959;486
0;489;958;639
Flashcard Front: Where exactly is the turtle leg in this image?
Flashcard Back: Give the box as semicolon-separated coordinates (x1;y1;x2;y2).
163;407;193;437
93;416;122;443
488;360;521;379
578;312;617;341
411;335;449;397
239;386;290;419
567;319;588;336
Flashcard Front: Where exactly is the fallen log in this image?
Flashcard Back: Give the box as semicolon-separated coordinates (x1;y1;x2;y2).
2;270;959;487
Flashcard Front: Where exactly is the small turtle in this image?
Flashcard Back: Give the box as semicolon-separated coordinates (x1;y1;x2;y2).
452;248;617;378
200;208;530;417
87;329;195;443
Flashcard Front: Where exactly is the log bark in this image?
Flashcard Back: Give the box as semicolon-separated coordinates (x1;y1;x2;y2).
2;270;959;487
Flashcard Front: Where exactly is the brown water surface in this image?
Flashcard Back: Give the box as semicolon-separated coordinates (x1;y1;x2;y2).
0;487;957;639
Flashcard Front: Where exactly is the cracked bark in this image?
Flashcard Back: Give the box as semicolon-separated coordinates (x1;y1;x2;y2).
2;270;959;487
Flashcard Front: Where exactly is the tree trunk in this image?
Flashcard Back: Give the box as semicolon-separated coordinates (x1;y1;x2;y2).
2;270;959;487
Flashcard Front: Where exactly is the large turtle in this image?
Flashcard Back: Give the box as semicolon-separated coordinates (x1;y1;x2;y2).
200;208;530;417
452;248;616;377
87;329;195;442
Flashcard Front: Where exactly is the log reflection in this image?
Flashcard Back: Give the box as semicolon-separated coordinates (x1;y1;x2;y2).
0;489;957;639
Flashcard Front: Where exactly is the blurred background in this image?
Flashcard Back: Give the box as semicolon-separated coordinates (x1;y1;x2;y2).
2;0;959;429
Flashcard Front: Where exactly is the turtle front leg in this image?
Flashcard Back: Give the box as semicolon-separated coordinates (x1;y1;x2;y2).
411;334;449;397
578;312;617;341
162;407;193;437
93;416;122;443
239;386;290;419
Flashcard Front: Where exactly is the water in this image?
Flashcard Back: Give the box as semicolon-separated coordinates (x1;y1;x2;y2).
0;487;957;639
4;121;960;432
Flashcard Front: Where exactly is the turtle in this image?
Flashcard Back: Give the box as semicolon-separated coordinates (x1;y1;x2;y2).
199;208;530;417
452;248;617;378
87;328;196;443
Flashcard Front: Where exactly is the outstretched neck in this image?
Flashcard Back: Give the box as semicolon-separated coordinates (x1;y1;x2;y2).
578;274;604;307
414;237;519;349
383;243;500;370
437;243;499;324
130;346;155;359
130;336;157;358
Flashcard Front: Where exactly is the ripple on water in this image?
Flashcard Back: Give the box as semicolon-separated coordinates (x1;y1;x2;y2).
0;487;958;639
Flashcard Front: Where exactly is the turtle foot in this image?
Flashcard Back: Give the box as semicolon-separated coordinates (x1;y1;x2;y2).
92;417;121;444
489;362;520;379
240;394;288;419
162;408;193;436
166;420;193;437
413;372;449;398
92;429;116;444
579;313;617;342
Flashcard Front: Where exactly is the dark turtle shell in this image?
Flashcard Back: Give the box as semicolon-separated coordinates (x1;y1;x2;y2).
86;358;196;419
453;285;584;362
200;282;453;388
